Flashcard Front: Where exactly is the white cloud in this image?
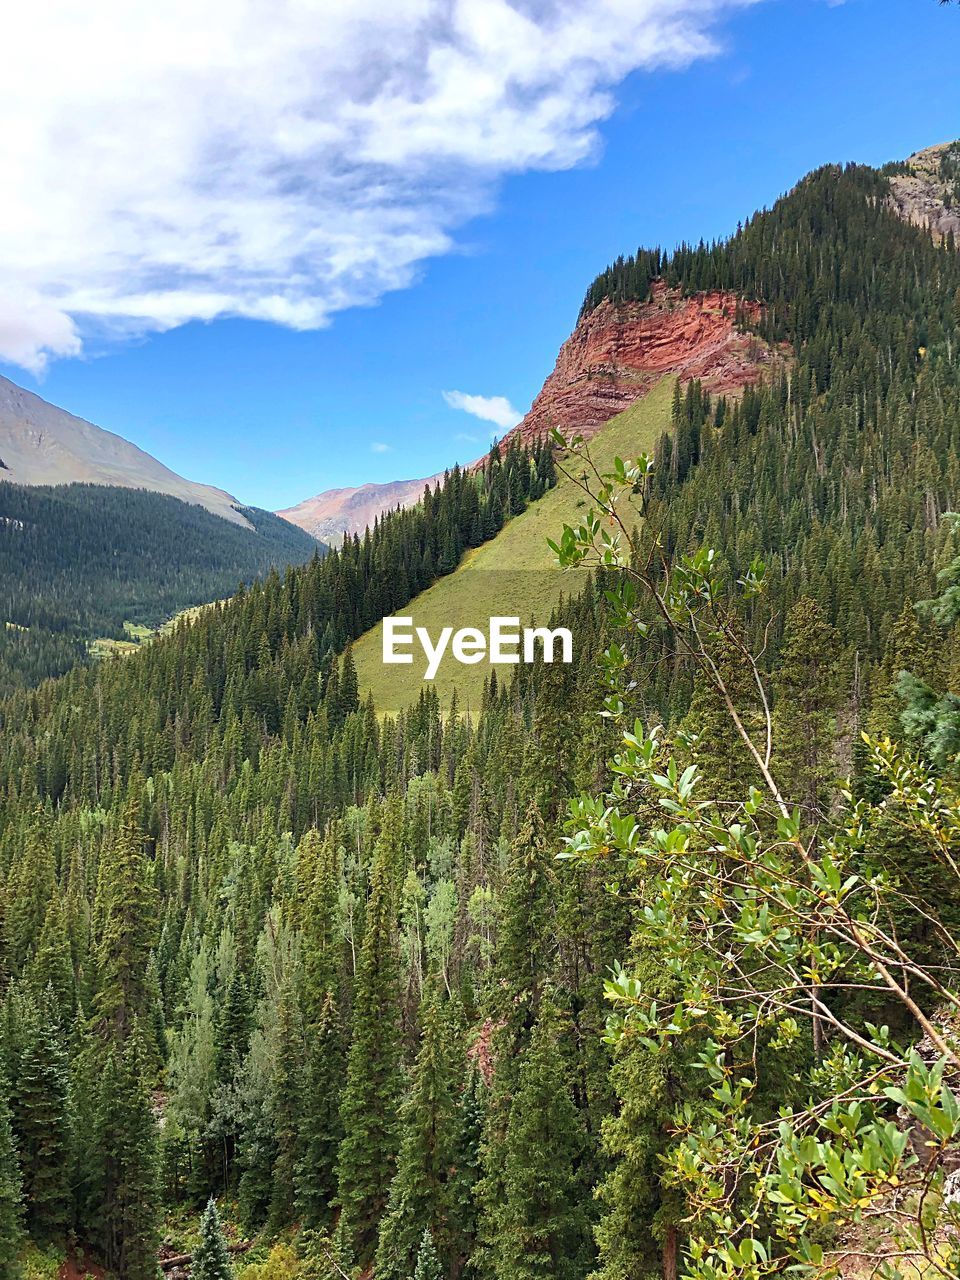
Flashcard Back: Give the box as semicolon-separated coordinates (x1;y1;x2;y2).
443;390;523;430
370;441;393;453
0;0;756;371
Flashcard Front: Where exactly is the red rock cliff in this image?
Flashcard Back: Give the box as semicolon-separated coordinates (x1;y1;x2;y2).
502;281;775;449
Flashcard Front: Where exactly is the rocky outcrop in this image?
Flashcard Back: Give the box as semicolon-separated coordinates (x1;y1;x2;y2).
499;281;775;450
282;283;776;537
888;142;960;243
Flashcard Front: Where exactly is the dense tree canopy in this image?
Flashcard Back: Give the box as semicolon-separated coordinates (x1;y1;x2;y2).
0;155;958;1279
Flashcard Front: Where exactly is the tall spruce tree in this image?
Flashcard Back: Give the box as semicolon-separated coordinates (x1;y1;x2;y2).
268;983;305;1233
374;989;462;1280
91;1028;160;1280
296;990;343;1228
413;1228;444;1280
14;993;71;1244
0;1076;23;1279
93;805;159;1049
772;596;841;822
193;1199;234;1280
335;848;404;1264
481;1001;591;1280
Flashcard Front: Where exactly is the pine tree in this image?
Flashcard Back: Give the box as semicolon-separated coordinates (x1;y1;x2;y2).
0;1076;23;1279
413;1228;443;1280
495;801;556;1042
25;895;76;1028
772;596;841;823
92;1028;160;1280
592;933;692;1280
298;1222;356;1280
193;1198;234;1280
69;1008;101;1239
682;635;764;805
374;990;461;1280
296;991;343;1228
481;1001;590;1280
236;1026;278;1231
215;968;252;1084
166;943;217;1185
14;993;71;1244
449;1065;486;1272
335;849;403;1264
268;983;304;1233
869;600;944;739
5;817;56;972
93;804;159;1048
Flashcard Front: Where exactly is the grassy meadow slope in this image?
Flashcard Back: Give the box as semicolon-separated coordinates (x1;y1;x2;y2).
353;375;675;713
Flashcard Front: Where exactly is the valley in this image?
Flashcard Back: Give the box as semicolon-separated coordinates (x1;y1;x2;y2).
0;388;322;694
1;136;960;1280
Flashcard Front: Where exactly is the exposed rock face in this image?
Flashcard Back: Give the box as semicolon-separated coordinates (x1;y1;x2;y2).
0;374;251;528
888;142;960;243
282;282;776;536
278;473;442;543
499;282;774;450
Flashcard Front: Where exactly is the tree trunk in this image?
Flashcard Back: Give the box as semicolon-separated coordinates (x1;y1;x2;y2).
663;1223;679;1280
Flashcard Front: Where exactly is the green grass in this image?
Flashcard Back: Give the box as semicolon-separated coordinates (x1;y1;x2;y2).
353;376;675;714
124;620;155;641
88;607;221;660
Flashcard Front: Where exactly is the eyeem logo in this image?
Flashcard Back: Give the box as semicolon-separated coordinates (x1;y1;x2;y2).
383;616;573;681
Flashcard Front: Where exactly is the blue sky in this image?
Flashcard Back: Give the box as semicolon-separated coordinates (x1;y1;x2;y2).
2;0;958;512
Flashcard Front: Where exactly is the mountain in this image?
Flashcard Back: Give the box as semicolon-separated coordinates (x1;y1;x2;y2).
277;285;777;541
2;142;960;1280
278;473;441;543
494;281;778;454
283;141;959;544
0;481;319;693
0;373;251;528
0;374;323;692
351;377;674;713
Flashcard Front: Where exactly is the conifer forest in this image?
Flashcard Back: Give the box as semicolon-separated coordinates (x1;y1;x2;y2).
5;146;960;1280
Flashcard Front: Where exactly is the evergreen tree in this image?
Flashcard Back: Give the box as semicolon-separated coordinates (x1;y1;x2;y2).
91;1028;160;1280
681;636;764;805
592;935;691;1280
0;1077;23;1279
335;849;404;1264
215;968;251;1084
166;943;217;1189
93;805;159;1048
193;1198;234;1280
374;990;461;1280
494;801;557;1054
296;991;343;1228
14;994;71;1244
772;596;841;822
298;1222;356;1280
481;1001;591;1280
268;983;304;1233
413;1228;443;1280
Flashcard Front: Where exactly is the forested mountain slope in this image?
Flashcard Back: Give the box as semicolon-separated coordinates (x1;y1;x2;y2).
0;481;320;695
0;152;959;1280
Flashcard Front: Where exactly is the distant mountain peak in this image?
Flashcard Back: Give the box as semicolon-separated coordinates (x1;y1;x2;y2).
0;374;252;528
278;473;444;543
